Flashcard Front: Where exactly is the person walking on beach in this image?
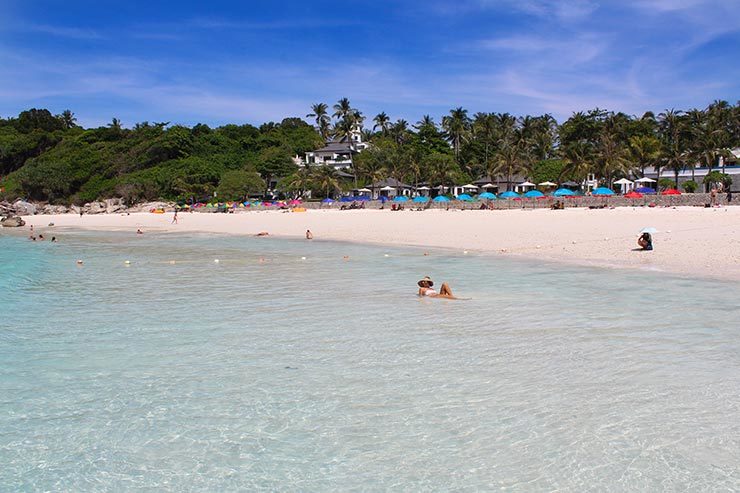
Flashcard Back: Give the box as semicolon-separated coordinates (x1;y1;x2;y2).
172;210;178;224
306;229;313;240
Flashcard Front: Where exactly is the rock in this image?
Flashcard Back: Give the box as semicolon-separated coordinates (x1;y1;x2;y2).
12;200;36;215
1;216;26;227
85;201;107;214
69;205;81;215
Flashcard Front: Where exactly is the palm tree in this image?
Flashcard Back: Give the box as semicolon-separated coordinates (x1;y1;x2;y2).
314;165;340;198
441;107;471;160
472;112;497;173
373;112;391;135
281;166;315;198
306;103;330;140
414;115;436;131
628;135;661;177
426;153;457;195
390;119;409;145
109;118;122;131
658;109;688;187
333;98;353;121
59;109;77;129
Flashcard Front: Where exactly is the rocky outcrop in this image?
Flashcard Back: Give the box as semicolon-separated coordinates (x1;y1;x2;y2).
1;216;26;227
12;200;36;215
41;204;69;214
105;198;124;214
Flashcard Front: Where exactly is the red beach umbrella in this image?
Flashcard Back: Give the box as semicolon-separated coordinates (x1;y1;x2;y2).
625;191;643;198
661;189;681;195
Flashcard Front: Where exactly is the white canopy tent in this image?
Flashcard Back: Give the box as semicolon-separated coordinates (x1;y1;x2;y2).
613;178;634;193
515;181;536;192
635;177;656;183
538;181;557;187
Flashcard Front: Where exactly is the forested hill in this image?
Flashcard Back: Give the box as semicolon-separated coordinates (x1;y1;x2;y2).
0;109;321;204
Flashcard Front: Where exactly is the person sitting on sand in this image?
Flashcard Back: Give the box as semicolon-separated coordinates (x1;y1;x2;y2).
256;231;269;236
417;276;457;299
638;232;653;251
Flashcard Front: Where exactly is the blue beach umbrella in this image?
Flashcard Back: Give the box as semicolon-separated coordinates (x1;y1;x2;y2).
393;195;409;202
456;193;474;201
499;191;520;199
635;187;656;194
413;196;430;203
523;190;545;198
321;198;334;204
479;192;497;200
553;188;575;197
433;195;451;202
592;187;615;196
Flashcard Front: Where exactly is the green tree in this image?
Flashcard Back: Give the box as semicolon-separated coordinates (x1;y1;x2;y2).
255;147;297;194
216;169;264;200
306;103;331;140
441;107;470;160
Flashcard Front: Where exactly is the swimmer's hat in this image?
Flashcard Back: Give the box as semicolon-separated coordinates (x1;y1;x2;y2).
417;276;434;287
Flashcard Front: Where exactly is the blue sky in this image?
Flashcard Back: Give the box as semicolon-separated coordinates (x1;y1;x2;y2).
1;0;738;128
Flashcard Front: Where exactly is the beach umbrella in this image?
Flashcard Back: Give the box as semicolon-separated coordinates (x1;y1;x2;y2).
288;199;302;206
355;195;370;201
379;196;389;203
499;191;520;199
479;192;497;200
413;196;430;203
592;187;615;196
640;227;658;234
635;187;656;194
553;188;575;197
321;198;334;204
624;191;643;199
433;195;451;202
456;193;474;201
635;177;656;183
393;195;409;202
523;190;545;198
538;181;557;187
661;189;681;195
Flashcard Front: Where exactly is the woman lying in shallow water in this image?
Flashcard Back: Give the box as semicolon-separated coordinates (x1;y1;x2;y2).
417;276;459;299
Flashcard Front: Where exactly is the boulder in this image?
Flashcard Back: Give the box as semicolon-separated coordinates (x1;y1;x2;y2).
1;216;26;227
105;198;124;214
12;200;36;215
85;201;107;214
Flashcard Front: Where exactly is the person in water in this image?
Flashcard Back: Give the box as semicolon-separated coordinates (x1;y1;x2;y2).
306;229;313;240
417;276;457;299
638;232;653;250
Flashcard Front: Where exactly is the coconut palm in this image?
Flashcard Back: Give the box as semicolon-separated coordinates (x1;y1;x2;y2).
414;115;436;131
658;109;689;187
441;107;471;160
373;112;391;135
390;119;409;145
472;112;497;172
59;109;77;129
314;165;341;198
628;134;661;177
333;98;353;121
306;103;331;140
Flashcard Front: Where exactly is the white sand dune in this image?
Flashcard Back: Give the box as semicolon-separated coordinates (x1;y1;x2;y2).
23;206;740;281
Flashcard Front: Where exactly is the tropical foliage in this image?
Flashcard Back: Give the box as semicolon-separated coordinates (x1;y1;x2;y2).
1;99;738;204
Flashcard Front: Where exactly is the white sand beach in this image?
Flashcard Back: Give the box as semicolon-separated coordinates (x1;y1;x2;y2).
23;206;740;281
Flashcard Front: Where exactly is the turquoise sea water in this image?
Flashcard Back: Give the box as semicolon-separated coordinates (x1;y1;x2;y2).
1;230;740;491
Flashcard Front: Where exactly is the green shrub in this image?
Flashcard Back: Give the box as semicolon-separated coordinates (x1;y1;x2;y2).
682;180;698;193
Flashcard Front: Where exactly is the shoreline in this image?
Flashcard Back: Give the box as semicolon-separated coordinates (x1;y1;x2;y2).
15;207;740;282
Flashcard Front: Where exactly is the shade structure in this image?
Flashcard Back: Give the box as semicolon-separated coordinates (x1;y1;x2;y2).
499;191;521;199
479;183;495;188
416;185;431;190
614;178;634;185
635;187;656;194
433;195;451;202
462;184;478;190
356;188;371;193
355;195;370;201
321;198;334;203
562;181;580;187
635;177;656;183
624;191;643;198
478;192;497;199
524;190;545;198
393;195;409;202
538;181;557;187
413;196;430;203
379;186;396;191
518;181;536;187
288;199;302;206
640;227;658;234
661;188;681;195
553;188;575;197
456;193;474;201
592;187;615;196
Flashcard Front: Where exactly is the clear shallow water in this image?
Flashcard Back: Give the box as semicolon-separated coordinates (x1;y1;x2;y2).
1;230;740;491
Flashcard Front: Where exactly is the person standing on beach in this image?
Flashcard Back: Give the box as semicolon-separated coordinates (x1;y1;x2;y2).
710;187;718;206
172;210;178;224
306;229;313;240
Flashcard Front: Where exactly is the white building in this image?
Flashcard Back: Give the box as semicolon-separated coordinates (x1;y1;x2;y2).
303;126;369;170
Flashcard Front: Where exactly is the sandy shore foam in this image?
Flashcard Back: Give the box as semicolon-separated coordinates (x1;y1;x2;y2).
21;206;740;281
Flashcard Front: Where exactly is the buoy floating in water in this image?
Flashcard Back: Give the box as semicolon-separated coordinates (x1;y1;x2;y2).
384;254;389;257
214;259;220;263
301;256;307;260
76;259;83;265
124;260;131;265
